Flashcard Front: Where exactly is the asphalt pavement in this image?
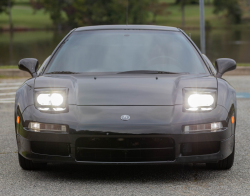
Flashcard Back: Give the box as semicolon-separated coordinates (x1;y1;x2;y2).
0;76;250;196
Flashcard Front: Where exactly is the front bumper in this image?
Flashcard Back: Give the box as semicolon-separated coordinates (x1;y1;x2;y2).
16;104;235;164
17;132;234;164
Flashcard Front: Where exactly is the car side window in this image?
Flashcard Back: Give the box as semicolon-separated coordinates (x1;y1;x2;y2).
202;54;217;75
37;56;51;75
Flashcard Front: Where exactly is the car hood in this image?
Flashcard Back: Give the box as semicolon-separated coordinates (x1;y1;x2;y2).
34;74;217;106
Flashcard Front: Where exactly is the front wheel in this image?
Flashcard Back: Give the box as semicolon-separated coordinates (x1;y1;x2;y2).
18;153;47;170
206;146;235;170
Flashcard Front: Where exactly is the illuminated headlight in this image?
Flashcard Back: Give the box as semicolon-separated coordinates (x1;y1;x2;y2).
28;122;67;132
184;122;223;133
35;89;68;112
183;88;216;111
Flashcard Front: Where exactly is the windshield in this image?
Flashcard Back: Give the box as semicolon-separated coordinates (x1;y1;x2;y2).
46;30;207;74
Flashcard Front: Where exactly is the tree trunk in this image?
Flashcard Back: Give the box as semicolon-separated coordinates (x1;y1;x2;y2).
8;0;13;30
152;13;157;24
58;23;62;33
181;1;185;27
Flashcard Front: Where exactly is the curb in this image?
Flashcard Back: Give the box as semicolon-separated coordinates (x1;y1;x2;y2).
0;69;30;78
224;66;250;76
0;66;250;78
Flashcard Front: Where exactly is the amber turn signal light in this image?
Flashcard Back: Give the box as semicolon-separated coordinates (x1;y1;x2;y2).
17;116;20;124
231;116;235;124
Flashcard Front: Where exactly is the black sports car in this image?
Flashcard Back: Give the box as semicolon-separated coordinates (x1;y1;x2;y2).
15;25;237;170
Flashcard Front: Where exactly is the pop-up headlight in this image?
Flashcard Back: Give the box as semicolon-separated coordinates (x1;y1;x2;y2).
35;89;68;112
183;88;216;111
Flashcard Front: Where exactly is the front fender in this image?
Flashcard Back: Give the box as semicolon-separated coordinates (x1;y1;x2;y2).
217;78;236;113
15;78;35;115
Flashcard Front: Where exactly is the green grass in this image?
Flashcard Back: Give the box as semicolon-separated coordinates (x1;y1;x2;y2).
15;0;30;6
154;0;250;29
237;63;250;67
0;66;18;69
0;31;55;43
151;3;227;28
0;5;53;28
0;75;28;79
0;1;243;30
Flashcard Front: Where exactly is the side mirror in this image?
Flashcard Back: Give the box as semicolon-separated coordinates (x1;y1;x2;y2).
215;58;236;78
18;58;39;78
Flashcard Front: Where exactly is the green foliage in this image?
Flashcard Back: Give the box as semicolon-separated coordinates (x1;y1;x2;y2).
31;0;165;28
0;1;234;29
175;0;199;27
71;0;125;26
41;0;65;26
0;0;14;14
175;0;198;5
0;0;8;14
213;0;242;24
31;0;71;28
15;0;29;6
71;0;159;26
0;4;53;28
149;1;169;23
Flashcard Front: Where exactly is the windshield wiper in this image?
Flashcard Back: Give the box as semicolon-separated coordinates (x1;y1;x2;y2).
117;70;183;74
46;71;79;74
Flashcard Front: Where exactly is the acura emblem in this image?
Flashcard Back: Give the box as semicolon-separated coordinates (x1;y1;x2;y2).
121;115;130;121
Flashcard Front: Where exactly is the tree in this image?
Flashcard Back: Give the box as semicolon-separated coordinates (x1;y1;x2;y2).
71;0;160;26
31;0;165;28
0;0;14;29
0;0;9;14
31;0;71;31
149;1;169;23
175;0;198;4
176;0;198;27
181;0;185;27
213;0;242;24
70;0;127;26
239;0;250;16
42;0;65;31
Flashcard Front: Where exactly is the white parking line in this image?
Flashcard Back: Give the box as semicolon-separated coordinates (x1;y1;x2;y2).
0;83;22;86
0;81;23;104
0;92;16;96
0;97;15;103
0;98;15;101
0;101;14;103
0;87;19;90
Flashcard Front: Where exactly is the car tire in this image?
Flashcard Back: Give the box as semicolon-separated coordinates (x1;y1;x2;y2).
18;153;47;170
206;145;235;170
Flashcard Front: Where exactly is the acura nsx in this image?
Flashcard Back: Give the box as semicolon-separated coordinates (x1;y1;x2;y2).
15;25;237;170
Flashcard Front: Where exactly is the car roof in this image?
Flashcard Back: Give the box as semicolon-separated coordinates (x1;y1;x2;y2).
75;25;180;32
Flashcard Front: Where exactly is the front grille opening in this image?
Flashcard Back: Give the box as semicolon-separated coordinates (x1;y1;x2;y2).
76;137;175;162
181;141;220;156
76;137;174;149
31;142;70;156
